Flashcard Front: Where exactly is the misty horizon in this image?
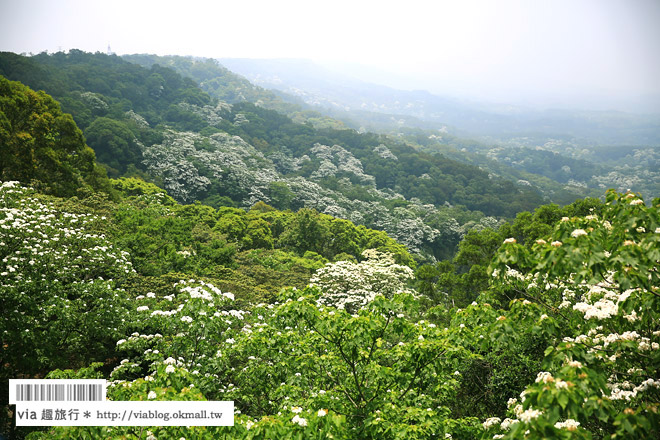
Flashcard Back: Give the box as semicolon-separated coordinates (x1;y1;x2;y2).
217;56;660;115
1;0;659;115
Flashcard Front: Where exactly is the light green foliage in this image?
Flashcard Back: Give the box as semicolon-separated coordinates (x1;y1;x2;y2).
110;176;174;202
41;284;481;439
104;185;408;304
279;208;329;255
243;218;274;249
214;210;248;243
417;197;607;309
451;190;660;439
415;227;502;310
213;287;479;439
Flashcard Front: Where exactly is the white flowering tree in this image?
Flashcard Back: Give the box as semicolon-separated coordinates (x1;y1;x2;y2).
32;285;484;439
311;249;415;312
108;279;239;385
455;190;659;439
0;182;135;371
0;182;136;434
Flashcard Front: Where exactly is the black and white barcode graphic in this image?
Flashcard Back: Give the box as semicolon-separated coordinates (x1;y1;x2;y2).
15;383;64;401
9;380;106;404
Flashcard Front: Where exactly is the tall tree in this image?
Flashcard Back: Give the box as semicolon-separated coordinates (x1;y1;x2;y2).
0;76;111;196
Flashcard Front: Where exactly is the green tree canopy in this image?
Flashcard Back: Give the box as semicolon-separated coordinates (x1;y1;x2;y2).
0;75;111;196
84;117;142;176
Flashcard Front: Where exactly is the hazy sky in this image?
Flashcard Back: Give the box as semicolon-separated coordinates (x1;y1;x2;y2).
1;0;659;111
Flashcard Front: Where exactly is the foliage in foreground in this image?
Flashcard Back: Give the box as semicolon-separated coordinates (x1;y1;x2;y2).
0;179;412;438
467;189;660;439
4;184;658;439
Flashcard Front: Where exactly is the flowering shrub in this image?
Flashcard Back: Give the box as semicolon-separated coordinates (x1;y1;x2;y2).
110;279;237;384
0;182;135;371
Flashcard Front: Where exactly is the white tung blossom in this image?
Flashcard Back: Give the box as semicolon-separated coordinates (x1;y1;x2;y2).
483;417;501;429
571;229;588;238
312;250;414;312
554;419;580;431
518;408;542;423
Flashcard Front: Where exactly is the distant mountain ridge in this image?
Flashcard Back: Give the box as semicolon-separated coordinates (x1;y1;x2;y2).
219;58;660;146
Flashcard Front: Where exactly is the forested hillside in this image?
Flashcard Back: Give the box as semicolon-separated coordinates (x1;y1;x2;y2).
119;54;660;207
0;51;546;260
417;134;660;204
1;54;659;440
219;58;660;146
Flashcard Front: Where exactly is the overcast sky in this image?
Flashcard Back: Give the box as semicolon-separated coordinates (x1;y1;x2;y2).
1;0;659;112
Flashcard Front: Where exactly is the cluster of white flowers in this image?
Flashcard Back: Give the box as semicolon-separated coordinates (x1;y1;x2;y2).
375;212;440;255
309;143;375;185
535;372;554;384
482;417;501;429
608;378;660;401
554;419;580;431
0;185;134;283
570;282;637;321
573;298;618;320
110;277;241;384
500;418;518;430
591;169;659;200
124;110;149;127
142;129;268;203
571;228;588;238
291;414;307;427
80;91;108;110
373;144;398;160
517;408;542;423
0;183;136;358
312;250;414;312
177;102;225;126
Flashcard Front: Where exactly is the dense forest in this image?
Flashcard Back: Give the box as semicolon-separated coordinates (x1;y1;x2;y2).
416;134;660;205
0;51;547;261
118;54;660;207
1;52;659;440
